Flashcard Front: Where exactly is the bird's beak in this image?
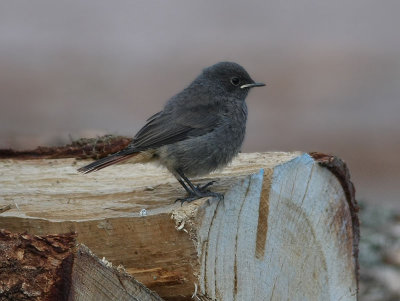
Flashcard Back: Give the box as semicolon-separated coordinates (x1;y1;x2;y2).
240;82;266;89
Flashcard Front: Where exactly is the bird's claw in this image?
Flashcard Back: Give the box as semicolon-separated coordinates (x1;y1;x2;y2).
196;180;217;193
175;190;223;205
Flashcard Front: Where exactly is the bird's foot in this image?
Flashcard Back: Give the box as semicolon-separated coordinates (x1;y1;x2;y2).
175;189;223;205
195;180;217;193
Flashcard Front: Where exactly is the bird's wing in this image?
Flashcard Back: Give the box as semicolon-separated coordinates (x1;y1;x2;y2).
131;106;220;151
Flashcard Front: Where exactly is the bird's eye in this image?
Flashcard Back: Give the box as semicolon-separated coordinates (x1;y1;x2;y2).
230;77;241;86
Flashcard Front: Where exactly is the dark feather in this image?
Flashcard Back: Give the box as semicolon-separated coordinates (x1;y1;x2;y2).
131;105;221;151
77;149;137;174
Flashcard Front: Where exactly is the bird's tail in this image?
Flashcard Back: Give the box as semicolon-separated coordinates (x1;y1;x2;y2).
77;149;139;174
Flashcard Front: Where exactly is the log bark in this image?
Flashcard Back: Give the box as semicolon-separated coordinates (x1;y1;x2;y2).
0;230;75;300
0;152;359;300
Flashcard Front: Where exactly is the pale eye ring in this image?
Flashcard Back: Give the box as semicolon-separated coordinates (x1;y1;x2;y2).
230;77;240;86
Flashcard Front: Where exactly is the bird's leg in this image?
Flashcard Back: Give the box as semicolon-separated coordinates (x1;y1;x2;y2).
177;178;194;195
177;170;215;193
174;169;223;204
174;174;197;203
175;169;197;192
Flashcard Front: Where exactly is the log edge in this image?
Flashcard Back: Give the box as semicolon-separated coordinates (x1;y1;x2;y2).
309;152;360;291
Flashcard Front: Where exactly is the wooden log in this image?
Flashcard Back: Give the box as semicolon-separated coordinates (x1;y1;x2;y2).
0;230;163;300
0;152;359;300
69;244;163;301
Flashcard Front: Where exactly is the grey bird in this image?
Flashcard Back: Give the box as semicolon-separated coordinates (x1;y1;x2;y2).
78;62;265;203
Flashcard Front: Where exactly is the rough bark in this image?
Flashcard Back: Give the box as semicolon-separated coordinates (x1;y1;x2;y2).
0;136;130;160
0;230;75;301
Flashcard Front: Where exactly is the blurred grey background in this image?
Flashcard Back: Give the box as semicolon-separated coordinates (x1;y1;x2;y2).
0;1;399;208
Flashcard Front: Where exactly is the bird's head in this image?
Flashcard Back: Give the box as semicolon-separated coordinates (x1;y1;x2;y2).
200;62;265;99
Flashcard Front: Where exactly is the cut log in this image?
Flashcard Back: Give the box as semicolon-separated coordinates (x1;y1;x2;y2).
0;152;359;300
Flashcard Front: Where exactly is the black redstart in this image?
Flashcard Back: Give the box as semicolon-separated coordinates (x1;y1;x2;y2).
78;62;265;203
